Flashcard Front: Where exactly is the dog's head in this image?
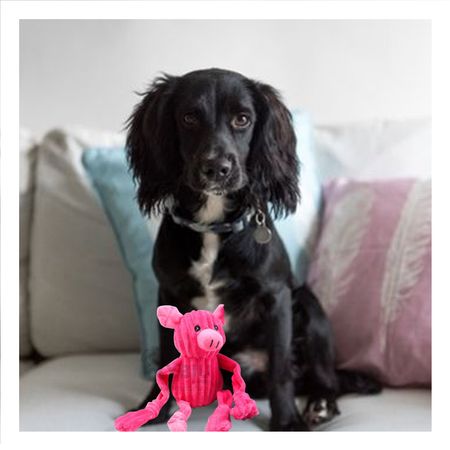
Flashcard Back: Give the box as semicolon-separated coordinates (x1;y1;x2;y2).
126;68;299;218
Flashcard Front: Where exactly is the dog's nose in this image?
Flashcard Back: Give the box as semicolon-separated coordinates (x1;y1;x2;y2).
200;158;232;181
197;329;224;352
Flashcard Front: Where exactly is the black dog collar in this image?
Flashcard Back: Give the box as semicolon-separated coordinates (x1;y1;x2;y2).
169;207;255;234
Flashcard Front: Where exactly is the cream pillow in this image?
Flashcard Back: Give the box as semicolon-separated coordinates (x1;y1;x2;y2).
29;128;140;356
314;117;431;181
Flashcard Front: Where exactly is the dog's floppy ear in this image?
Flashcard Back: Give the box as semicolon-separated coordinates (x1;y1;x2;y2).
126;74;180;216
248;82;300;218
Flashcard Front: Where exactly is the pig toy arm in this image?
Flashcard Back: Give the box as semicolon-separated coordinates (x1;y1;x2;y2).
218;354;259;420
115;357;181;432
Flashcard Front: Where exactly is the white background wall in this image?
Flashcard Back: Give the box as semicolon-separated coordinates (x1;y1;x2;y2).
20;20;430;137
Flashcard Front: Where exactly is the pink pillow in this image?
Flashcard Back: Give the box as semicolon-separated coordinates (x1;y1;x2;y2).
308;178;431;387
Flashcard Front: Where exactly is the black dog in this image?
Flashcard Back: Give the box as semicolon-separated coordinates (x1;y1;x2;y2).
126;68;380;431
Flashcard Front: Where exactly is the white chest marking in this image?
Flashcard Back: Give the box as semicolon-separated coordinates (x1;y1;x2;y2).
196;194;227;224
190;195;227;312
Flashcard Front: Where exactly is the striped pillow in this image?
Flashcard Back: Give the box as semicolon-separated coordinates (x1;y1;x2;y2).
308;178;431;387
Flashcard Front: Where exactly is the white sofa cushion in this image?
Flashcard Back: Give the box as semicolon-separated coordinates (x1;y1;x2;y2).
19;353;430;431
20;353;147;431
29;128;140;356
314;117;431;182
314;389;431;431
19;359;35;377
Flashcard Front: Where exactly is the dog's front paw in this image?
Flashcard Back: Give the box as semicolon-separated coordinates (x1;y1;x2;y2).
270;414;310;431
302;398;340;428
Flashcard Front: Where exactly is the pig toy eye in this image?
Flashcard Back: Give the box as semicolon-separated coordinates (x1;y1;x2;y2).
214;325;218;331
194;325;201;332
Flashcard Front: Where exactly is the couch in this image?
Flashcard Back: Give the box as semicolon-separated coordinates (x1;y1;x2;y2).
19;118;432;431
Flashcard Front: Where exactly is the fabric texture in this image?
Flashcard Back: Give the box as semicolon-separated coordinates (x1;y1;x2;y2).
308;178;431;387
82;148;159;378
28;128;141;356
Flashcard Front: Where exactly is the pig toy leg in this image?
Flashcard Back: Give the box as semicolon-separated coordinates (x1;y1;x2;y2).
167;400;192;432
205;390;233;432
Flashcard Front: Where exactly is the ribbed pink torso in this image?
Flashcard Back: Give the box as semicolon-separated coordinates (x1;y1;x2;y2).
172;356;223;407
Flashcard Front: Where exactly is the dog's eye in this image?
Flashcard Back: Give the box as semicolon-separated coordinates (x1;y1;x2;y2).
231;114;251;129
183;113;198;127
214;325;219;331
194;325;201;332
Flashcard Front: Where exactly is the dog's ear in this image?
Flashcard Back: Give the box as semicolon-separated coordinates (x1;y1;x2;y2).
126;74;180;216
248;82;300;218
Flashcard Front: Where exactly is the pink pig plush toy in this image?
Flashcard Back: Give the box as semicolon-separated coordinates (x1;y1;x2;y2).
115;304;259;432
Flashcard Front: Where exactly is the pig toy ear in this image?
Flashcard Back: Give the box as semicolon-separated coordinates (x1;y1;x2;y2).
213;304;225;325
157;305;183;329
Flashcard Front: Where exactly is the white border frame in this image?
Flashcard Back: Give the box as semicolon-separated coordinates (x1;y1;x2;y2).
2;1;449;449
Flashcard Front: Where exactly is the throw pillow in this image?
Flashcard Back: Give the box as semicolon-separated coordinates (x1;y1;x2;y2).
307;178;431;387
82;148;160;379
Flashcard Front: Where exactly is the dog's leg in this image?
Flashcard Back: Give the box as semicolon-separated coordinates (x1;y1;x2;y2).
293;286;381;427
268;287;309;431
292;285;340;427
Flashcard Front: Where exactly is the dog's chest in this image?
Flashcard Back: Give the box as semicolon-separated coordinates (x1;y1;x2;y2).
189;232;224;311
189;196;226;313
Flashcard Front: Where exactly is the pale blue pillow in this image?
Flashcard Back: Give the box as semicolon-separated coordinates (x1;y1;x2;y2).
82;110;321;379
82;148;159;379
276;110;322;283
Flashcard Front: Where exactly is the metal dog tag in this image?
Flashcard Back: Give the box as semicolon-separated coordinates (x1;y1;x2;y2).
254;225;272;244
253;210;272;244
